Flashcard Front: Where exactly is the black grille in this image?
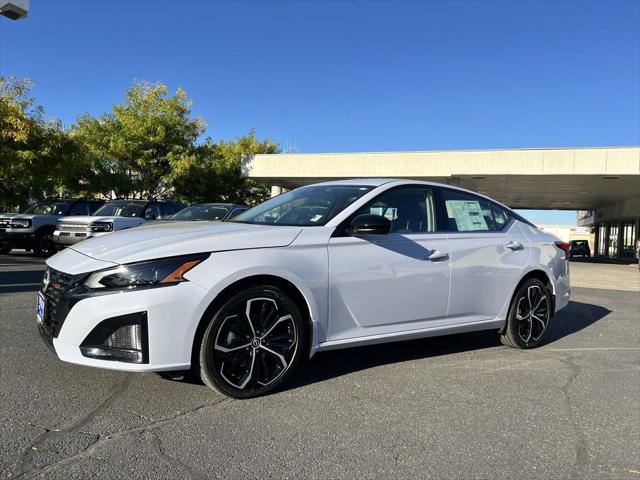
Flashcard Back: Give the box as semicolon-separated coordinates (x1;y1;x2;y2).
40;268;85;339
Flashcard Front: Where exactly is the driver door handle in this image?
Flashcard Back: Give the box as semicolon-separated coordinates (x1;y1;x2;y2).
506;240;523;251
426;250;449;261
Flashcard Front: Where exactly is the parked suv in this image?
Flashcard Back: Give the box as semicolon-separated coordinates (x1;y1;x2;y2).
161;203;248;222
0;199;104;256
53;199;185;248
569;240;591;258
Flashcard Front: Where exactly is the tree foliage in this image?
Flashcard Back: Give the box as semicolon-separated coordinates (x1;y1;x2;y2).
1;77;277;210
71;81;205;199
0;76;79;209
169;130;279;205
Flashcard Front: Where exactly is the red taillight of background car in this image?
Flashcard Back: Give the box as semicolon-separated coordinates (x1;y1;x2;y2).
554;241;571;255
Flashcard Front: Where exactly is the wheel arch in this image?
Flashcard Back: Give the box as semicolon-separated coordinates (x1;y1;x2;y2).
190;274;315;373
498;269;556;334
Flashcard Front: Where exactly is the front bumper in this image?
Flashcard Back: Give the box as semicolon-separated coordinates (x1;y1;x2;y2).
38;270;211;372
0;229;36;248
53;230;105;246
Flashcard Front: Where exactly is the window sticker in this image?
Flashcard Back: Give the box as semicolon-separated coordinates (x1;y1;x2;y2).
446;200;489;231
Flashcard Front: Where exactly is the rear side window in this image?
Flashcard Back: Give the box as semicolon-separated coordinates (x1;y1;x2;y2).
491;204;511;231
440;189;496;232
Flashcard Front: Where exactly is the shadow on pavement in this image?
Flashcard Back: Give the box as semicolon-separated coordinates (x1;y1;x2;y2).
0;269;44;293
284;299;610;392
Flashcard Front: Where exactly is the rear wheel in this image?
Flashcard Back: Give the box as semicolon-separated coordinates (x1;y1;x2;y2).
501;278;552;349
199;285;305;398
0;245;11;255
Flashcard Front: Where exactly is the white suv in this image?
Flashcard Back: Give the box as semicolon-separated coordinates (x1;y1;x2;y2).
53;199;184;248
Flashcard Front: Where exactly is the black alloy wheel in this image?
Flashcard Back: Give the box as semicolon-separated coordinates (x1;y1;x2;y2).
199;285;305;398
501;278;552;349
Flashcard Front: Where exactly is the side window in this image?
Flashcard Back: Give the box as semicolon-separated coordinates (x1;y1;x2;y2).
440;189;496;232
160;204;176;218
228;208;247;219
144;204;162;220
492;204;511;231
354;186;435;234
89;202;104;214
69;202;90;216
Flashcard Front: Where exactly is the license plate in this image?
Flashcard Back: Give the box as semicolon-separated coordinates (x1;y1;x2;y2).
36;293;45;324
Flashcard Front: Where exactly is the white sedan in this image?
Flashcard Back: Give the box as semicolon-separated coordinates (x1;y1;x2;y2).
38;179;570;398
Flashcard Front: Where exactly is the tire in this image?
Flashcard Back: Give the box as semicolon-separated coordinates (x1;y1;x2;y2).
33;231;56;257
199;285;305;399
0;245;11;255
500;278;552;349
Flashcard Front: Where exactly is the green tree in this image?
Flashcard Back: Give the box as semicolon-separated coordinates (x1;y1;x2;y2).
169;130;278;205
71;81;204;199
0;76;78;210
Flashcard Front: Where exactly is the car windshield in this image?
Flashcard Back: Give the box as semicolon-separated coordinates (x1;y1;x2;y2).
231;185;373;226
571;240;588;246
171;205;230;221
23;201;73;215
93;201;146;217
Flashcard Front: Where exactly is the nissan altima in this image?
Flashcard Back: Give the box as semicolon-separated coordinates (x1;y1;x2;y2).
38;179;570;398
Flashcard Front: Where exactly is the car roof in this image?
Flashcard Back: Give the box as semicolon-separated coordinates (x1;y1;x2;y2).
310;178;397;187
188;203;245;208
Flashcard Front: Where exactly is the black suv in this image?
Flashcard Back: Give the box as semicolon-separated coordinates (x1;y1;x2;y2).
569;240;591;258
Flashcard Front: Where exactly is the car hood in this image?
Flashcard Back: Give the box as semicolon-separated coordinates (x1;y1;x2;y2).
57;216;142;224
11;214;58;221
68;221;303;264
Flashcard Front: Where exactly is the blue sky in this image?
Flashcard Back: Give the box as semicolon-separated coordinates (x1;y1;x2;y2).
1;0;638;224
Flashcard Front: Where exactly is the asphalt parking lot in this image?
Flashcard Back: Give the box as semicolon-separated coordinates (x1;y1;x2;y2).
1;254;638;479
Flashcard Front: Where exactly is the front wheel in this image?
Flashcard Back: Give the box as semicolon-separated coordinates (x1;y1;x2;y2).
0;245;11;255
198;285;305;399
500;278;552;349
33;232;56;257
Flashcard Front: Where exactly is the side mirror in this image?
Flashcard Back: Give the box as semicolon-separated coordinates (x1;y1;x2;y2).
346;214;391;235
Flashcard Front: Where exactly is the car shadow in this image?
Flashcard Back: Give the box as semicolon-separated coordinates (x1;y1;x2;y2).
0;269;45;293
283;300;611;392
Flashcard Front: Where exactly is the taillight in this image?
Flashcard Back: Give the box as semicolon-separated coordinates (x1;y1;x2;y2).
555;241;571;255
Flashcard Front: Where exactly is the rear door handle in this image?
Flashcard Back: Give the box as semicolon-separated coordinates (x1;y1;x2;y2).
506;240;523;251
426;250;449;261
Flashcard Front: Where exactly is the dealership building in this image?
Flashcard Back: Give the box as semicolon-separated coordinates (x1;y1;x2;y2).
244;146;640;261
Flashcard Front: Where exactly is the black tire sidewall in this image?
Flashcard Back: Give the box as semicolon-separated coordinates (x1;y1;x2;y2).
505;278;552;349
199;285;305;399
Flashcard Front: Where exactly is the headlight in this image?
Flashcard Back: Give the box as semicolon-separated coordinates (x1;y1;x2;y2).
10;218;31;228
87;222;113;232
84;254;209;290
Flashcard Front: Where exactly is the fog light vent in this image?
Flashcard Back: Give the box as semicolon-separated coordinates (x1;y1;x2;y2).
80;312;148;364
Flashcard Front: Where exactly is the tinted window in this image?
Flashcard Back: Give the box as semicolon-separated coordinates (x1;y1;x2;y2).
94;202;146;217
145;204;163;219
23;201;73;215
89;202;104;214
69;202;91;216
441;189;496;232
232;185;373;226
354;186;435;234
172;205;230;221
491;204;511;231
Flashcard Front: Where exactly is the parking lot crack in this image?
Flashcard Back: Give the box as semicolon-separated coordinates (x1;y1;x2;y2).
11;373;132;478
150;430;207;480
10;396;230;478
558;355;589;480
